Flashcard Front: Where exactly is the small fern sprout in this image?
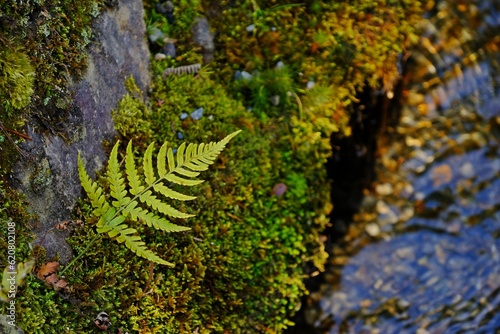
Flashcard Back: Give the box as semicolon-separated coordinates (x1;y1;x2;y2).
62;130;240;273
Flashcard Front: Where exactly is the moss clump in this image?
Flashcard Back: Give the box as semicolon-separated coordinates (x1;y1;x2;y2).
112;77;153;144
0;0;423;333
94;71;329;332
0;47;35;111
0;0;104;132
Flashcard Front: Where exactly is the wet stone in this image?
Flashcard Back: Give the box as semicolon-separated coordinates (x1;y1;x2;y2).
190;107;203;120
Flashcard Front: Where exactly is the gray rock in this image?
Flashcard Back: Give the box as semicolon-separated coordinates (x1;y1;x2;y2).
270;95;280;106
148;26;166;43
12;0;151;265
190;107;203;120
0;315;24;333
241;71;253;80
180;112;189;120
245;24;255;32
156;1;174;24
161;42;176;58
191;16;214;63
156;0;174;15
234;70;242;80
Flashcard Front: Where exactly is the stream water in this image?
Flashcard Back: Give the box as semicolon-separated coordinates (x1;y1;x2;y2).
303;1;500;333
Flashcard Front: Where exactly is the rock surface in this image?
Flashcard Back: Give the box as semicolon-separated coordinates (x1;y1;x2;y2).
191;16;215;63
12;0;151;264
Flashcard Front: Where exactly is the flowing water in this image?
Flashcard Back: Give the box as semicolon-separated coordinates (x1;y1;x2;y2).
306;1;500;333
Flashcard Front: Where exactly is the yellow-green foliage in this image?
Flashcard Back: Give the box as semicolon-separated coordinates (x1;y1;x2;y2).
0;47;35;111
211;0;422;159
77;131;240;266
0;260;34;302
0;0;104;129
112;77;152;143
0;1;424;332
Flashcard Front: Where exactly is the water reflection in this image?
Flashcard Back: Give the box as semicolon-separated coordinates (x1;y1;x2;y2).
314;1;500;333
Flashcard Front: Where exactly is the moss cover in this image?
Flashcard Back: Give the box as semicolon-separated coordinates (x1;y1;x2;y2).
0;0;422;333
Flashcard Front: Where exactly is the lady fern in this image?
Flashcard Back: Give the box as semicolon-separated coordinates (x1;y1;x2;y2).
77;130;240;267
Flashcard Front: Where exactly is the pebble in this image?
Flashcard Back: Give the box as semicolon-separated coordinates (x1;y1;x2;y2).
365;223;381;237
459;161;474;178
375;183;393;196
306;81;315;90
180;113;188;120
154;53;167;60
161;42;176;58
246;24;255;32
272;183;287;196
176;131;184;140
276;61;284;69
241;71;253;80
156;1;174;15
376;200;390;214
270;95;280;106
148;27;166;43
190;107;203;120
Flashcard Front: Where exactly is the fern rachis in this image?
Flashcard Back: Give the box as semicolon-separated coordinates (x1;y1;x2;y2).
68;130;240;270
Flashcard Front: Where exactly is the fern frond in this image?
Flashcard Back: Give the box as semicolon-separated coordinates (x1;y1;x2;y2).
110;222;175;266
164;174;204;186
157;142;168;177
139;190;194;218
124;204;190;232
153;183;196;201
143;142;156;185
78;153;109;217
77;130;241;266
125;141;145;195
106;141;129;208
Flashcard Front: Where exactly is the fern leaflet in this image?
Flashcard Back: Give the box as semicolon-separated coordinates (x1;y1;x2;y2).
78;130;240;266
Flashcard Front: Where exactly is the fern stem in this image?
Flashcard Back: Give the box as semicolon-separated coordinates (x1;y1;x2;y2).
59;233;101;275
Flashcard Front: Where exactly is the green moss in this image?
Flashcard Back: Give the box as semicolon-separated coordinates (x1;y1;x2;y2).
0;1;423;332
0;0;105;132
0;47;35;111
112;77;152;144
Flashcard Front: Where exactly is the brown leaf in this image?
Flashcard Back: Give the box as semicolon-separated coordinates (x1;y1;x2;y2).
37;262;60;280
53;279;69;290
37;262;70;292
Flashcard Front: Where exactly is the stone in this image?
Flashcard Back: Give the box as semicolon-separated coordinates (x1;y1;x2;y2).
191;16;215;63
241;71;253;80
272;183;287;196
270;95;280;106
156;1;174;24
245;24;255;32
190;107;204;120
180;112;188;120
375;183;393;196
154;53;167;60
365;223;381;237
12;0;151;265
161;42;176;58
156;0;174;15
148;26;166;43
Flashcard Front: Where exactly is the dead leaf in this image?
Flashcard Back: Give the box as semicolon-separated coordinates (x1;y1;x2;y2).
37;262;70;292
37;262;60;280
